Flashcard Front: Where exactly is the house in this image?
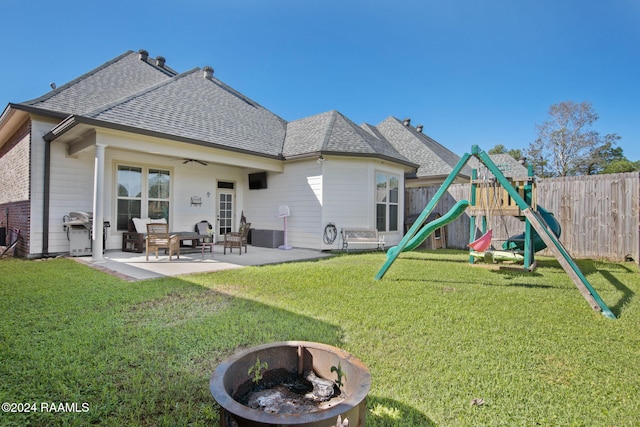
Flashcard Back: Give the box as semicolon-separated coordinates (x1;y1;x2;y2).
372;117;473;187
0;49;467;259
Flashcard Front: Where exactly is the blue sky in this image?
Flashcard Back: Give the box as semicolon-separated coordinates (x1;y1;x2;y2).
2;0;638;160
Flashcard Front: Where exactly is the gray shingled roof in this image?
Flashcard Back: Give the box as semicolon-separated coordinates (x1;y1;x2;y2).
21;50;175;116
467;153;529;179
375;117;472;178
283;110;415;166
12;50;435;168
85;68;287;156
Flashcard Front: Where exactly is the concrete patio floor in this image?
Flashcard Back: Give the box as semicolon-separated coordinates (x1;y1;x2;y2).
74;245;333;281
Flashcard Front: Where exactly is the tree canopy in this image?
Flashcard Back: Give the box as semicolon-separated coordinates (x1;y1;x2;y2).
526;101;622;177
488;144;523;161
484;102;637;176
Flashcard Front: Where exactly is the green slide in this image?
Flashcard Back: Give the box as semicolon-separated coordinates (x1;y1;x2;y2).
502;205;561;252
387;199;470;258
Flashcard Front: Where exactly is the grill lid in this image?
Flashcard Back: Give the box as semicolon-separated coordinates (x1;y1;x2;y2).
64;211;93;226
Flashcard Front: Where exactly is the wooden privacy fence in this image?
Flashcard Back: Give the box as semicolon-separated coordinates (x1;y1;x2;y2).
405;172;640;263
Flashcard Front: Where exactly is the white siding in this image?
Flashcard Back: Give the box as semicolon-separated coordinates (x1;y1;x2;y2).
321;160;370;250
28;119;47;255
30;118;93;256
104;148;247;251
36;123;408;255
242;157;407;251
41;129;267;254
322;158;406;249
48;146;95;253
243;160;323;249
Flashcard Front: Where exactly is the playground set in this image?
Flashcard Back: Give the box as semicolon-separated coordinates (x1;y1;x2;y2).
376;145;616;319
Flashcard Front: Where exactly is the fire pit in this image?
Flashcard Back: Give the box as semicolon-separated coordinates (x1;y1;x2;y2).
210;341;371;426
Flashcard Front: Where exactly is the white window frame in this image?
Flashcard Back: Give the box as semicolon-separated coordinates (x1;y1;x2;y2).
375;171;399;232
116;164;172;231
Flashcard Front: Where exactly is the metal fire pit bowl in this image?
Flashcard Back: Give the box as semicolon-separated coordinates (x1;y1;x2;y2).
210;341;371;427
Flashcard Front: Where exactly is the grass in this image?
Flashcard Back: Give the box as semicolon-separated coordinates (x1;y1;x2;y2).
0;250;639;426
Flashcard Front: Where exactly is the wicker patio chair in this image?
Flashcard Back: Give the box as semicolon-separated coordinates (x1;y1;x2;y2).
145;223;180;261
223;223;251;255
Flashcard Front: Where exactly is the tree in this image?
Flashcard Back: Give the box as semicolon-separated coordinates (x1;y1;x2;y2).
602;159;640;174
526;101;620;177
488;144;523;161
575;141;624;175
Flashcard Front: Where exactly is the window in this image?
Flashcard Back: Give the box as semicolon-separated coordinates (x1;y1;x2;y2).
375;172;399;232
116;165;171;231
147;169;170;220
117;166;142;231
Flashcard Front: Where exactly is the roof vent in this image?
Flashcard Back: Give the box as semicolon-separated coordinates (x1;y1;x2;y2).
155;56;166;68
203;66;214;80
403;118;411;126
416;125;423;133
138;49;149;61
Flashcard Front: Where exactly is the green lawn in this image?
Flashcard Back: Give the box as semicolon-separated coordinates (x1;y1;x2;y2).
1;250;639;426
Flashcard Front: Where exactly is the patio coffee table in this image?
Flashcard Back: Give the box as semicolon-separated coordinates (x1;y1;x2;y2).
122;231;202;253
180;232;215;257
176;232;200;248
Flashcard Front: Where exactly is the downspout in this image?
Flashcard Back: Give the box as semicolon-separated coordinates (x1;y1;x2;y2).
42;138;51;257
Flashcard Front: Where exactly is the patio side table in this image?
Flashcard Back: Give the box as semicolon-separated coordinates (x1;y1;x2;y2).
201;235;215;258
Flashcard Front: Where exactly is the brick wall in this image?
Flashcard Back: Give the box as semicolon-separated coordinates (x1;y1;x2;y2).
0;120;31;257
0;120;30;205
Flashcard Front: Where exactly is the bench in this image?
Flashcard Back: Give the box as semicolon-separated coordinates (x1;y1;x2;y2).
341;228;385;252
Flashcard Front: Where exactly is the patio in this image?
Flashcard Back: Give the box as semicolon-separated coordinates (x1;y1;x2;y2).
74;245;333;281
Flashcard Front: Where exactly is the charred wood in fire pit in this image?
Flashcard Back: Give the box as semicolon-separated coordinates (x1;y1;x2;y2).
304;370;336;401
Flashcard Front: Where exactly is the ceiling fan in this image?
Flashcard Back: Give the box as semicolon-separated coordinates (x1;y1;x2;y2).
181;158;208;166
